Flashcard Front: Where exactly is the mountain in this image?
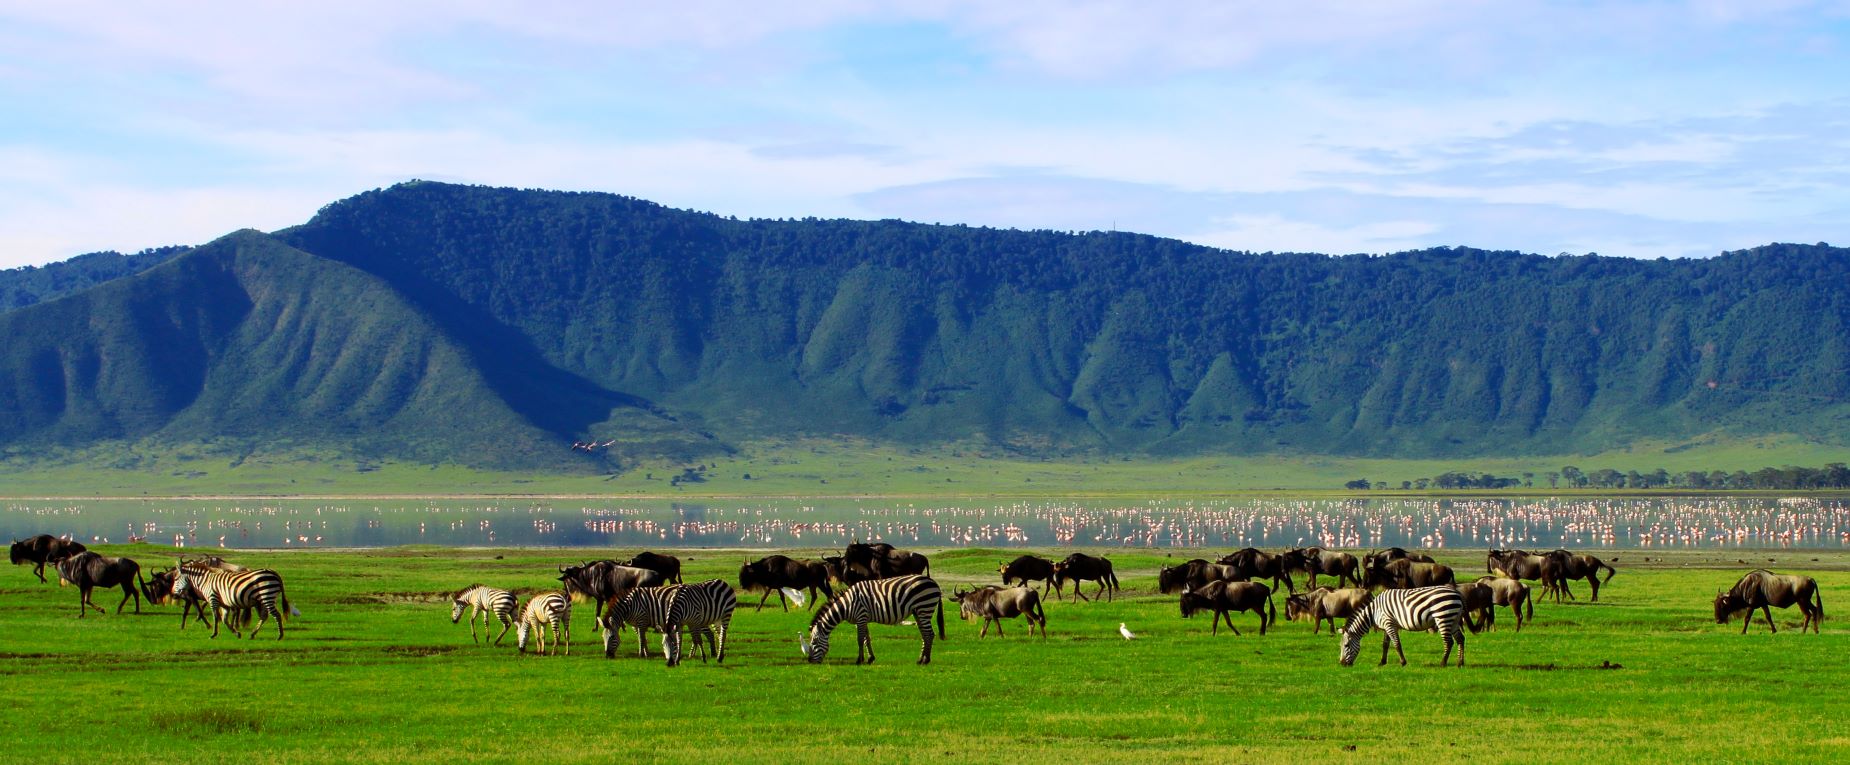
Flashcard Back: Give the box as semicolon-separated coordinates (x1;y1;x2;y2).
2;180;1848;470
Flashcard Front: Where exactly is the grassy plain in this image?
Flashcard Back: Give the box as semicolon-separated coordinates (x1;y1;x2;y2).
2;433;1844;498
2;545;1846;763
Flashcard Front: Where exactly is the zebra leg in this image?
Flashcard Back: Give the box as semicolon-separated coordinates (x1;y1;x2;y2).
494;615;512;646
856;622;872;664
1390;627;1407;666
636;627;650;658
917;610;935;665
1378;631;1391;666
716;621;729;663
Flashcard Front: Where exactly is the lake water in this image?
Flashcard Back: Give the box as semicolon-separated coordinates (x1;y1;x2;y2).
5;496;1848;551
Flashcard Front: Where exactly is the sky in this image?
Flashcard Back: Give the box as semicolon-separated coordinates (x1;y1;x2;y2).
2;1;1848;269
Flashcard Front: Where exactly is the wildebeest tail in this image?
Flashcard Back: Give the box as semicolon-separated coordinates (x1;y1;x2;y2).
1815;588;1824;621
1525;588;1534;621
1265;591;1276;630
1600;561;1617;584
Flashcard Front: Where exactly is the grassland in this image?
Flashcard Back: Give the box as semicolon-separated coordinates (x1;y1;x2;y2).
3;544;1846;763
3;433;1844;498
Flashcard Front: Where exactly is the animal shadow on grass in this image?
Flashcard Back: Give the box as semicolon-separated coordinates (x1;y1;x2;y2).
150;708;265;735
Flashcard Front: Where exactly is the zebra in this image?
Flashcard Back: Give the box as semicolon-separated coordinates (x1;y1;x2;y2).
170;559;298;640
664;579;738;667
600;584;681;659
1339;585;1465;667
517;591;572;655
800;574;944;665
450;584;519;646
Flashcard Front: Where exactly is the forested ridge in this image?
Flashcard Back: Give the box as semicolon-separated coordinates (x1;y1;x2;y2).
1;181;1845;470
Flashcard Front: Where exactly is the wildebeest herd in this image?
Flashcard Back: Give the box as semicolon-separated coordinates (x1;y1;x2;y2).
9;534;1832;668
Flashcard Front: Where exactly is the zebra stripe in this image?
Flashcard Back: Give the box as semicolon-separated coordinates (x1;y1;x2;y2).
665;579;738;667
451;585;518;646
517;592;571;655
802;574;944;665
172;563;296;640
1339;585;1464;667
600;584;682;659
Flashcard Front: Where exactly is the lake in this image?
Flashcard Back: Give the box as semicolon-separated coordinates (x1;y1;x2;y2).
5;495;1848;551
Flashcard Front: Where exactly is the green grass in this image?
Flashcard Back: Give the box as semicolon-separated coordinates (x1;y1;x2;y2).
2;433;1845;498
3;544;1846;763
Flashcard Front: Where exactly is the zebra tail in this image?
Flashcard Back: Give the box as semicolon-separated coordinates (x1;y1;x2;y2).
935;599;946;640
286;597;301;618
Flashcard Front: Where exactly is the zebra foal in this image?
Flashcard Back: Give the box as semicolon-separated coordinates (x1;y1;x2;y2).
517;591;572;655
1339;585;1465;667
451;585;518;646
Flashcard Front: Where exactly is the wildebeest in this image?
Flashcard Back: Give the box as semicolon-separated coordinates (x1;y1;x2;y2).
1466;576;1532;632
1362;547;1436;587
1215;548;1298;594
54;551;145;617
738;555;833;611
1158;559;1240;594
558;560;668;628
622;551;684;584
11;535;88;583
1485;549;1549;581
1179;580;1275;636
839;542;932;584
1714;569;1824;634
1300;548;1362;589
1540;549;1617;602
999;555;1058;595
1368;558;1456;590
952;585;1048;638
1285;587;1371;634
1051;553;1119;602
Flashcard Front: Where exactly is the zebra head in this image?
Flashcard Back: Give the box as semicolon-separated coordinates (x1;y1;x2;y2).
516;619;532;652
1338;614;1368;666
801;626;828;663
170;560;195;600
450;598;468;624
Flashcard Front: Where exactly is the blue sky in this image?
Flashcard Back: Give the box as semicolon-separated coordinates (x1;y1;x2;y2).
2;1;1847;269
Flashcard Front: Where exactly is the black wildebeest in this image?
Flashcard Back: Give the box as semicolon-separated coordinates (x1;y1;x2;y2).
1051;553;1119;602
1285;587;1371;634
999;555;1058;595
952;585;1048;638
1714;569;1824;634
1215;548;1298;594
1158;559;1239;594
1368;558;1456;590
738;554;833;611
54;551;145;618
11;535;88;583
1180;580;1275;636
622;551;684;584
1541;549;1617;602
1300;548;1362;589
558;560;667;628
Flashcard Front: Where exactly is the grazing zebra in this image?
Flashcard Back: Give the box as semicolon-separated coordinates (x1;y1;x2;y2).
665;579;738;667
450;585;519;646
600;584;681;659
170;560;298;640
801;574;944;665
1339;585;1465;667
517;591;572;655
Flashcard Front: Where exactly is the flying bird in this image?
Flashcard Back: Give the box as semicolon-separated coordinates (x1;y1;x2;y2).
1119;623;1137;640
781;587;807;608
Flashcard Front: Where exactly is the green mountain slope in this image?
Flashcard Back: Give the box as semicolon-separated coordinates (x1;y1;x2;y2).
4;181;1848;472
275;182;1850;459
0;230;709;470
